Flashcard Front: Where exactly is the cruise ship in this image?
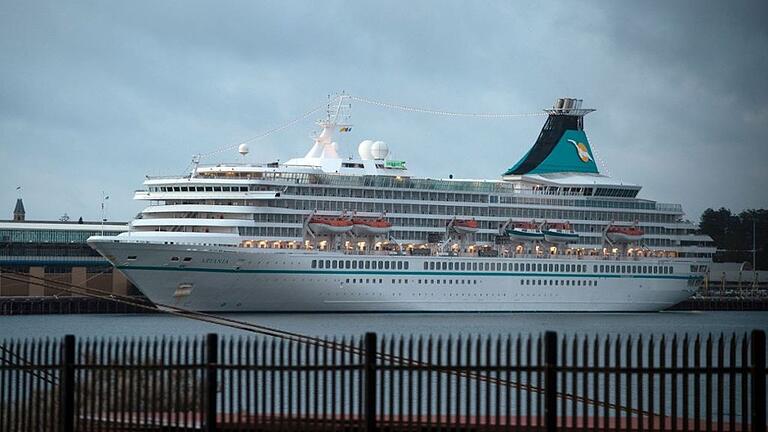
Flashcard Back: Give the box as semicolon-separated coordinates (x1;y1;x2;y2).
88;96;714;312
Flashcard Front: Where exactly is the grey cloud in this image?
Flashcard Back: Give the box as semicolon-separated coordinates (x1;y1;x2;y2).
0;0;765;223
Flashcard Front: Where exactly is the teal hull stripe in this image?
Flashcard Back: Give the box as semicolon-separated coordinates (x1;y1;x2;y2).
117;265;694;280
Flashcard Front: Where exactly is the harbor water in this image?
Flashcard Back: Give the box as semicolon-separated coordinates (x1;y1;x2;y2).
2;311;766;339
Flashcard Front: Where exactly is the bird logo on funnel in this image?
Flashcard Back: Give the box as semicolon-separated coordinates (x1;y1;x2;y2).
567;139;593;163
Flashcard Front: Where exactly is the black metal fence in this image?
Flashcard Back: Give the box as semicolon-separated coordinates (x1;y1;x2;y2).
1;330;766;431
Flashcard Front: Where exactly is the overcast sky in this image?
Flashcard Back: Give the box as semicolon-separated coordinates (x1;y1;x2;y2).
1;0;766;223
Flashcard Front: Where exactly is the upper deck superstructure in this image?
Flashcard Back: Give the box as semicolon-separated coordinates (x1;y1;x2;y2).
125;97;713;260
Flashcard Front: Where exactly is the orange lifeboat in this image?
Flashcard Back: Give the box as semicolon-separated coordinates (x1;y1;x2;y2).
450;218;479;234
308;216;353;234
606;225;644;243
352;217;392;236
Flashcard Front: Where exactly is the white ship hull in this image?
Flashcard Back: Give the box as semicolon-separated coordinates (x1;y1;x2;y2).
89;238;702;313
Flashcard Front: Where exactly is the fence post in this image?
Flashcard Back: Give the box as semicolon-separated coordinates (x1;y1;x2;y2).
752;329;766;432
205;333;218;432
364;332;377;432
544;331;558;432
60;334;75;432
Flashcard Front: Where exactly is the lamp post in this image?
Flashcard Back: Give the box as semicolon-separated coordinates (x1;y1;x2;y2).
101;192;109;236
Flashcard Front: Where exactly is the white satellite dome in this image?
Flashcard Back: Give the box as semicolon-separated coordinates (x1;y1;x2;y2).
370;141;389;160
238;143;250;156
358;140;374;160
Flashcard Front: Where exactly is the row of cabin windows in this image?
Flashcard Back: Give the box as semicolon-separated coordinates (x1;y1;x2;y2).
423;261;588;273
346;278;480;285
153;186;249;193
311;259;410;270
345;277;597;287
523;279;597;287
593;264;673;274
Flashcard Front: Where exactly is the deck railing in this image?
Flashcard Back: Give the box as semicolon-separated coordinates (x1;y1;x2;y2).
1;330;765;431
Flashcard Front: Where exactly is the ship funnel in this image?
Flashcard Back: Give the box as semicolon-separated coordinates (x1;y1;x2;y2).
503;97;598;176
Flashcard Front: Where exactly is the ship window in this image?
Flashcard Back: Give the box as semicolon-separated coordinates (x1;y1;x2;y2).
205;186;213;192
397;261;403;270
429;262;435;270
653;266;657;274
503;263;508;271
621;265;626;273
441;262;447;270
599;265;604;272
332;261;338;269
345;261;351;269
385;261;390;270
183;257;192;262
379;261;384;270
365;261;370;269
311;260;317;268
325;260;330;269
448;262;454;270
404;262;409;270
643;266;649;273
222;186;230;192
214;186;222;192
127;256;137;261
668;266;674;274
170;256;179;261
424;262;428;270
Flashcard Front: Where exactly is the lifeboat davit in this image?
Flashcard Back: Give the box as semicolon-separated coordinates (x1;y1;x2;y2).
352;217;392;236
308;216;353;234
450;219;479;234
543;222;579;244
606;225;644;243
507;222;544;242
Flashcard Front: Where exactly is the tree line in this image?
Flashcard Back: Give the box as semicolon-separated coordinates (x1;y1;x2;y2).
698;208;766;270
